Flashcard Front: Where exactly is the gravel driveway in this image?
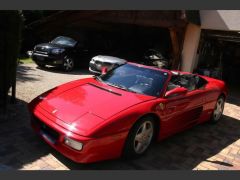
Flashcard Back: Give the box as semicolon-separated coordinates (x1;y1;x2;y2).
1;63;240;170
16;63;92;102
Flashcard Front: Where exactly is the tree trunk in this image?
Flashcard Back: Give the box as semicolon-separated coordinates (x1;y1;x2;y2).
0;11;22;114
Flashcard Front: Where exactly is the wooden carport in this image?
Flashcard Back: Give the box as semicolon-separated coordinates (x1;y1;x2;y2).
28;10;200;70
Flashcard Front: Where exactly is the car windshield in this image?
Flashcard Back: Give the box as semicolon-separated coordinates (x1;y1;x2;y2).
98;64;169;97
51;36;77;47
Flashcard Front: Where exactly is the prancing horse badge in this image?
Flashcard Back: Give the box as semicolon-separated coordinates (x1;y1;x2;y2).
159;103;165;110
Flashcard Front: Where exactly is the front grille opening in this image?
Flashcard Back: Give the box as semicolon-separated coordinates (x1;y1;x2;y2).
95;60;102;65
32;115;60;141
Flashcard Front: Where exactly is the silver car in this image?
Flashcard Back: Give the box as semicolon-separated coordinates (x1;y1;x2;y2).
89;55;127;74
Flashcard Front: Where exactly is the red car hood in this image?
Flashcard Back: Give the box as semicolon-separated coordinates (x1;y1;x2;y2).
37;79;154;126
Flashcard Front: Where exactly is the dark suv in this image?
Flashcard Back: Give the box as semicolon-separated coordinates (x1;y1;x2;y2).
32;36;91;71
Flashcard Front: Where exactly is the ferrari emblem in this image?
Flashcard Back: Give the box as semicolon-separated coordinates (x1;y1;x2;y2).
159;103;165;110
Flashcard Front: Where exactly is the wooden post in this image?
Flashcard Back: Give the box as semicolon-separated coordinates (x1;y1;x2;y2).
169;27;182;70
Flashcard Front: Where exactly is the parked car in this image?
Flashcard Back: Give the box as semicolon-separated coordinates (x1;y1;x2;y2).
142;49;170;69
28;62;227;163
89;55;127;74
110;48;170;69
32;36;91;71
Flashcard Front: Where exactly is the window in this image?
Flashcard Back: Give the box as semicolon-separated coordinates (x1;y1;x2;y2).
167;74;207;91
51;36;77;47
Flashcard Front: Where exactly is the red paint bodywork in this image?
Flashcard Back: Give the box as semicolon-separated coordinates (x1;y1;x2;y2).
29;62;228;163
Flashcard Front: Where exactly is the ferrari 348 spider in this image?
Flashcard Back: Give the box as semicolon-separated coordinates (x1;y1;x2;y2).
29;62;227;163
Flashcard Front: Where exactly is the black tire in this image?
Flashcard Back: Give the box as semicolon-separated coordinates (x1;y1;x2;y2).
62;56;75;72
123;116;156;159
36;62;45;68
210;95;225;124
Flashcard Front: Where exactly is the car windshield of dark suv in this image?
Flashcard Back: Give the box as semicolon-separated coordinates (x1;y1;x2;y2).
97;64;169;97
51;36;77;47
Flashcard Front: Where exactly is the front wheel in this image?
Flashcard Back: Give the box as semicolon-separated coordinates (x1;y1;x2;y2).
210;96;225;123
36;62;45;68
62;56;75;72
123;117;156;158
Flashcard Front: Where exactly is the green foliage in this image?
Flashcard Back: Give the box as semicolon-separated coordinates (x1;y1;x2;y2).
19;58;33;64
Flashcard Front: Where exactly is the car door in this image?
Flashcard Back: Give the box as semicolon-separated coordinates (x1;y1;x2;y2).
184;88;206;125
156;79;206;136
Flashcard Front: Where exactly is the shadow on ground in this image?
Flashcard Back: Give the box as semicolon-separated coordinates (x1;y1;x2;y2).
227;96;240;107
0;97;51;169
36;65;93;76
226;85;240;106
17;64;41;82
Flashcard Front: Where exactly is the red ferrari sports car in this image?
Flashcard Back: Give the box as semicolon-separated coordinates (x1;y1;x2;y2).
29;62;227;163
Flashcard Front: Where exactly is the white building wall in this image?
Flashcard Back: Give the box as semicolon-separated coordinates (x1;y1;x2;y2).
200;10;240;31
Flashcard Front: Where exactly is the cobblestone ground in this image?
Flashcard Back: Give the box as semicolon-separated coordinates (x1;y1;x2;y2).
0;63;240;170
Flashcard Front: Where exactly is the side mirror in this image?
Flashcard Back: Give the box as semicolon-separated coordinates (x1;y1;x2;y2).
101;67;108;75
165;87;187;98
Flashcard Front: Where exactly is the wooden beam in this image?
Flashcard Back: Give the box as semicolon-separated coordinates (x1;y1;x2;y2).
169;28;180;70
169;27;185;70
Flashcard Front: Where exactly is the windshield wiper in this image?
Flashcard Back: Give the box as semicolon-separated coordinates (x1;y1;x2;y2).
106;82;137;93
95;77;136;94
95;76;103;82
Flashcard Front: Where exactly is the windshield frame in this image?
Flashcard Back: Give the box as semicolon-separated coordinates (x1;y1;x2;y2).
51;36;77;47
96;63;170;97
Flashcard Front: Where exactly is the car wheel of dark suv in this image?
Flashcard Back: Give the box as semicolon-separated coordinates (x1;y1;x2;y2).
36;63;45;68
63;56;74;72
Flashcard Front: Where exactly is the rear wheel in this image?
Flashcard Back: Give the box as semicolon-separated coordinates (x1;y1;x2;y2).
63;56;74;72
210;96;225;123
123;116;156;158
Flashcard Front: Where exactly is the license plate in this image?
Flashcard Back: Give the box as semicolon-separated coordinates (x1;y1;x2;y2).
40;130;56;144
37;56;45;61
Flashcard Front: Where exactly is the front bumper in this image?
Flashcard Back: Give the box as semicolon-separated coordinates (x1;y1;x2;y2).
32;52;64;66
89;67;101;74
30;108;128;163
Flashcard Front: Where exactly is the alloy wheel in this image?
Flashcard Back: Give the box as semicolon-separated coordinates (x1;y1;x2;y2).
133;121;154;154
213;97;224;121
63;58;74;71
